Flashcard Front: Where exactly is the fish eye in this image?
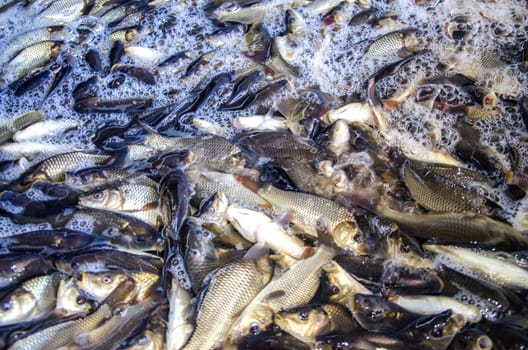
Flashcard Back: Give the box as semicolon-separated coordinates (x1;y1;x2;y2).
92;191;104;199
330;285;340;295
2;302;12;311
249;322;260;335
102;274;113;284
297;311;309;321
76;296;86;305
80;174;89;183
431;326;443;338
71;261;81;270
400;244;411;253
137;335;148;346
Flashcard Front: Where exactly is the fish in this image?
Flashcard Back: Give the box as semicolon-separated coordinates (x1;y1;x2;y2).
230;245;335;342
0;254;55;290
4;229;99;254
397;310;465;350
275;303;359;343
315;331;423;350
401;160;495;214
364;28;419;59
78;175;159;212
2;40;63;85
425;244;528;291
0;273;62;326
389;294;482;324
186;169;269;209
166;278;193;350
68;296;160;350
322;260;372;306
55;277;93;316
351;293;422;334
226;204;312;259
8;278;136;350
257;184;370;254
181;254;271;350
0;110;43;144
18;151;113;184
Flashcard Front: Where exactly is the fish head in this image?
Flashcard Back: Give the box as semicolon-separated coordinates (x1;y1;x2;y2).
230;304;274;342
322;261;351;305
333;221;379;255
0;291;34;326
77;271;128;301
56;278;92;315
274;305;329;343
79;187;123;210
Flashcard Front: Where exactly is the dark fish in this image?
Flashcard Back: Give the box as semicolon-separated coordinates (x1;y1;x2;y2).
68;208;163;250
315;331;423;350
0;254;55;290
352;293;422;334
13;69;51;96
333;254;384;288
158;50;191;67
72;76;99;101
397;310;464;350
448;328;493;350
55;247;163;274
111;64;156;85
439;266;512;320
85;49;103;72
109;40;125;67
220;70;262;110
182;50;215;78
381;263;444;295
237;331;310;350
243;23;272;63
45;58;72;99
479;322;528;350
159;168;192;239
4;229;99;254
73;97;153;113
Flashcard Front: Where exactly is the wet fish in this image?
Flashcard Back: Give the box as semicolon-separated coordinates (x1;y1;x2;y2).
8;279;135;350
322;260;372;306
182;254;271;350
226;204;312;259
0;110;43;144
166;278;193;350
364;28;419;59
3;40;63;85
0;273;62;326
230;245;335;341
257;184;368;253
0;254;55;290
275;303;359;343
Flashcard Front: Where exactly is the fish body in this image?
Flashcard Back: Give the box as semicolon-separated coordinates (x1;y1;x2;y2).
230;245;335;341
226;204;311;259
182;255;271;350
364;29;419;59
257;185;364;253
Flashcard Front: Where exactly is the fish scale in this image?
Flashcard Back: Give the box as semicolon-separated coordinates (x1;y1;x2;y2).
182;256;271;350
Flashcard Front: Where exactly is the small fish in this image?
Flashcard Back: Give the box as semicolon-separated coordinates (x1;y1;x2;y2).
351;293;422;334
0;110;43;144
3;41;62;85
78;175;159;212
364;28;419;59
389;294;482;324
166;278;193;350
9;279;135;350
322;260;371;306
226;204;312;259
73;97;153;113
275;303;359;343
0;273;62;326
55;277;92;316
20;151;113;185
425;244;528;291
0;254;55;290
